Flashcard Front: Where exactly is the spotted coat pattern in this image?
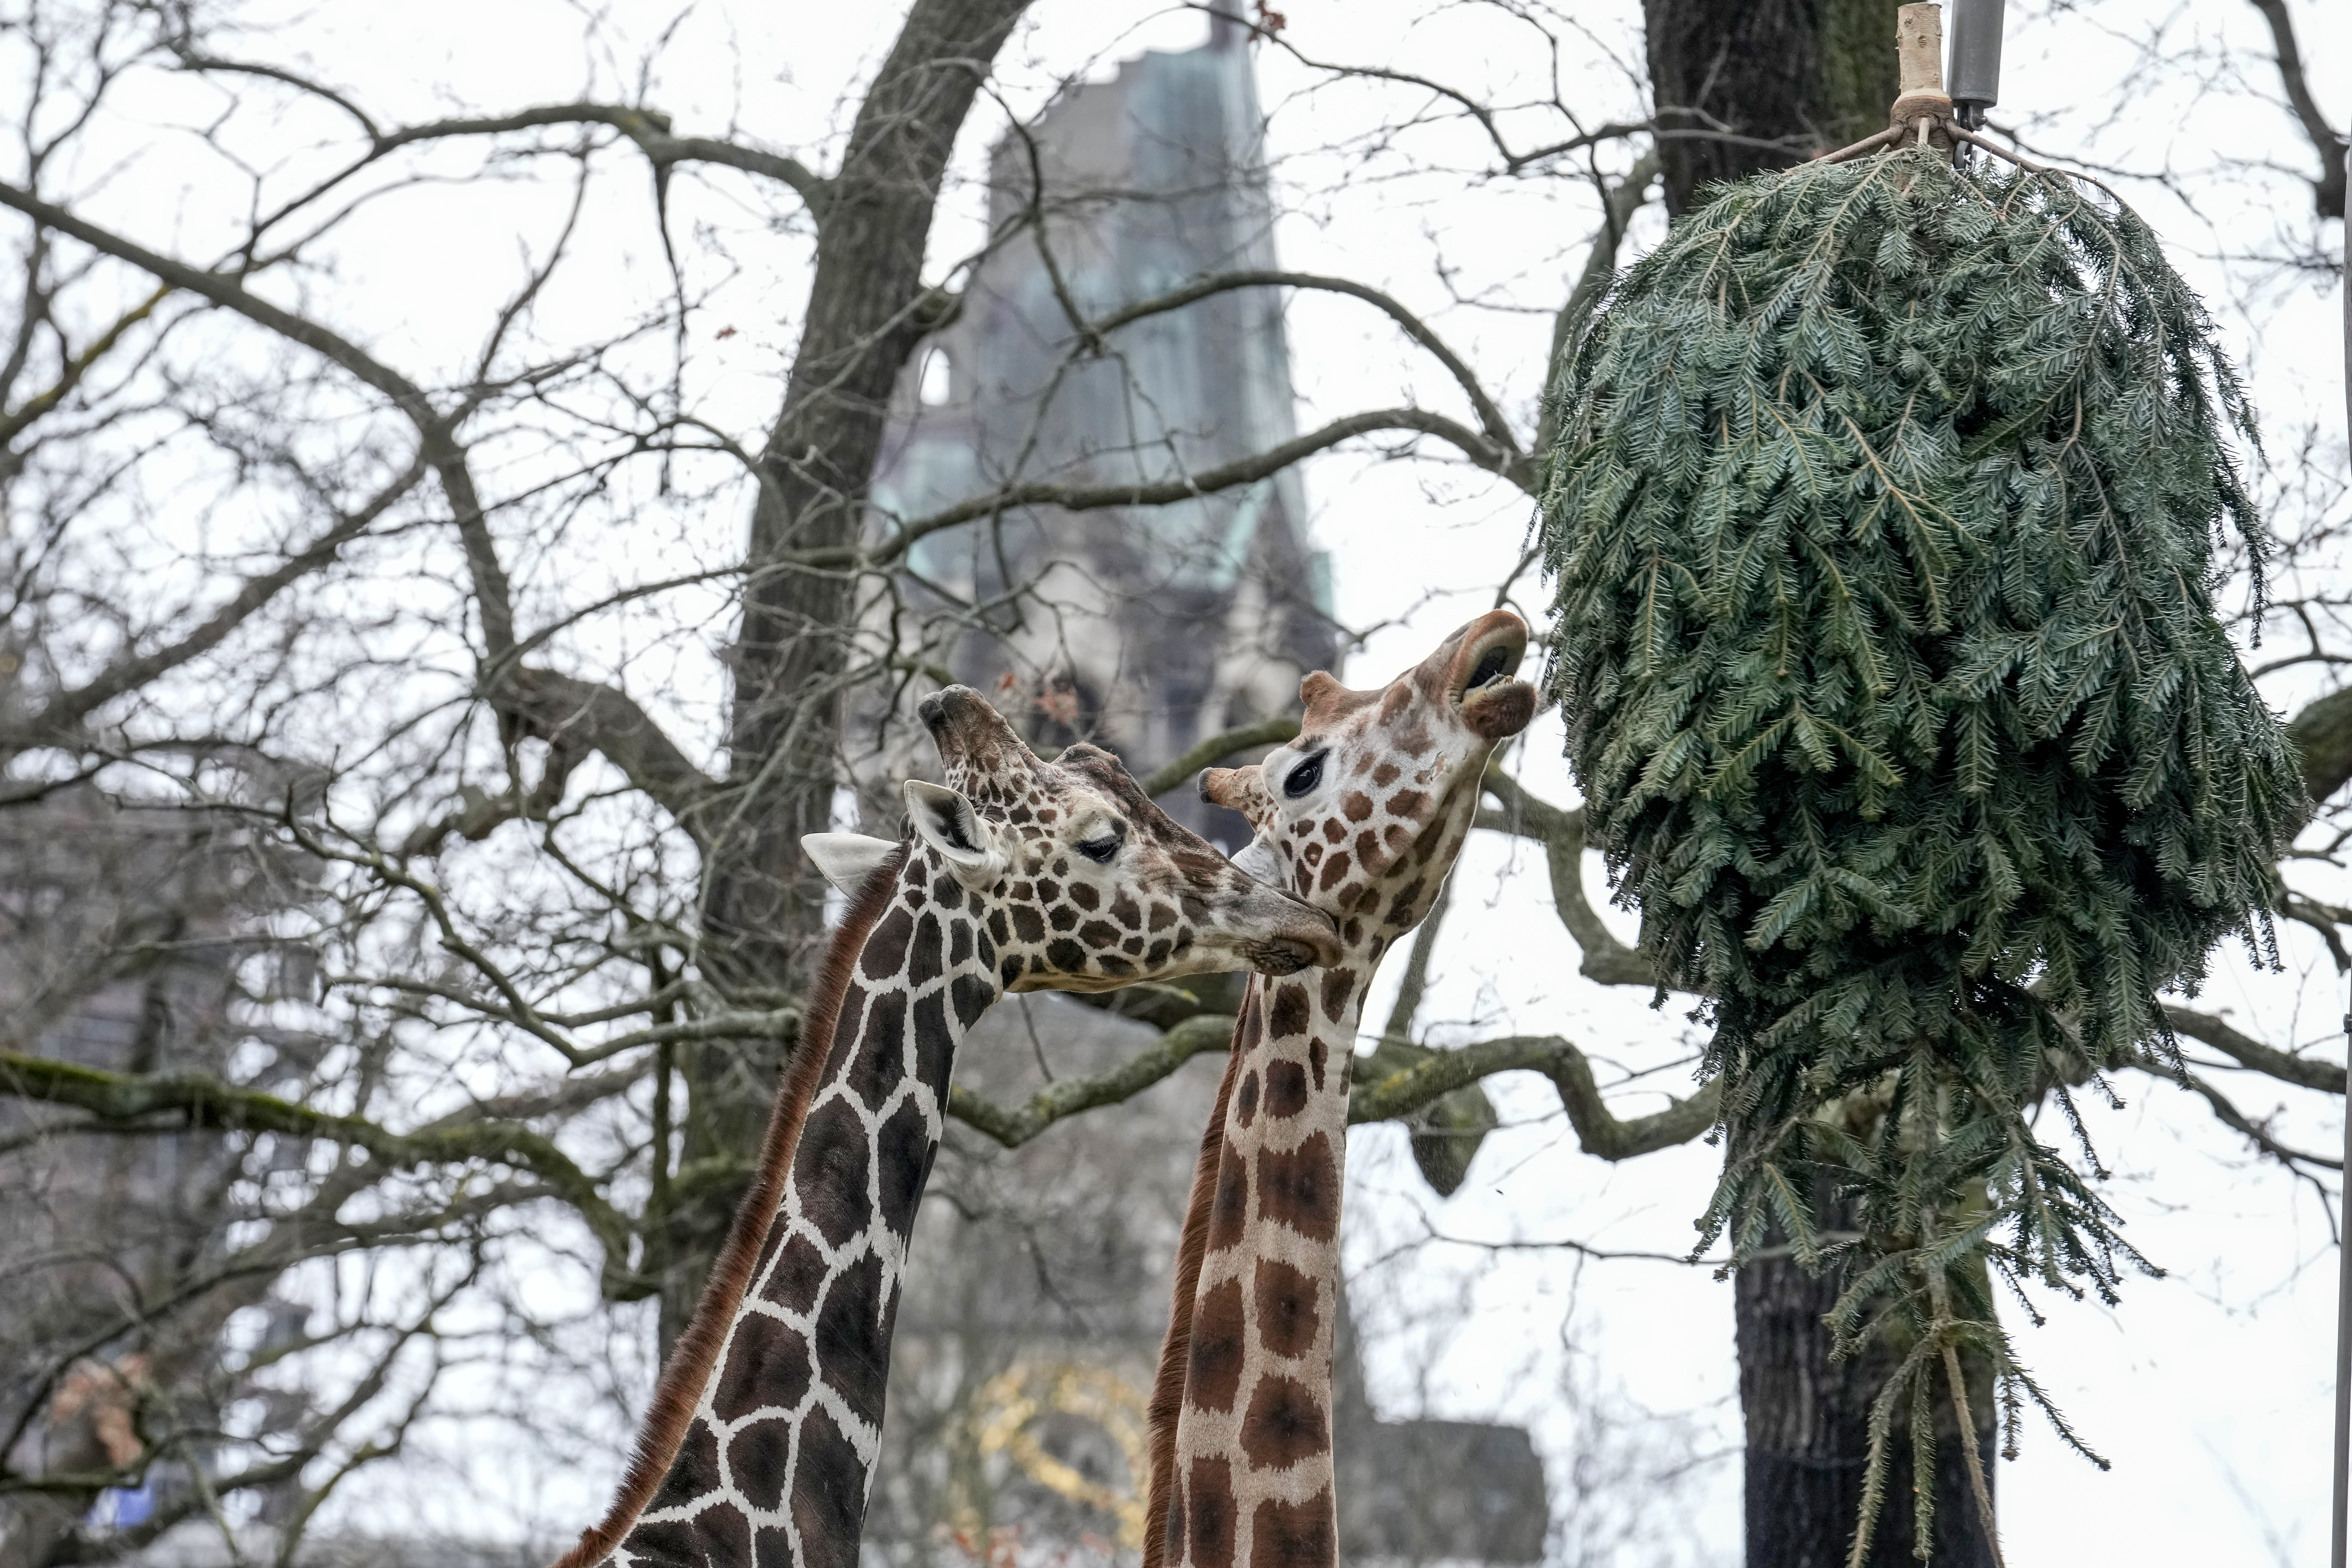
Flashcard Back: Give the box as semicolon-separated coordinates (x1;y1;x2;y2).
559;689;1336;1568
1146;612;1537;1568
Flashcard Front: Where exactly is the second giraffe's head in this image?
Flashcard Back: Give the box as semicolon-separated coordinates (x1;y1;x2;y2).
804;686;1340;990
1203;609;1537;954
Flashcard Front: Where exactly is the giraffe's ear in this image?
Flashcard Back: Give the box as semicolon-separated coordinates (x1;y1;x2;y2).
801;832;898;898
904;780;1001;883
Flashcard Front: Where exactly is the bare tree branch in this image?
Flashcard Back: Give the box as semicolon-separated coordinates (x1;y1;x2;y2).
949;1011;1718;1164
2245;0;2344;219
1218;8;1753;176
0;180;730;842
2287;682;2352;801
0;1049;638;1276
1138;715;1301;797
1349;1030;1719;1161
0;282;168;450
2163;1002;2346;1095
1543;1037;1721;1161
1533;149;1661;468
503;666;720;831
1088;270;1520;456
16;454;429;740
948;1012;1235;1147
0;172;521;659
168;42;831;231
367;104;832;215
1477;769;1655;987
854;405;1529;571
2166;1062;2341;1170
1378;869;1454;1047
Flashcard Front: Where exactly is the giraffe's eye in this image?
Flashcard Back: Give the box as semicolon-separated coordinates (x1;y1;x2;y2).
1282;753;1326;799
1076;831;1121;864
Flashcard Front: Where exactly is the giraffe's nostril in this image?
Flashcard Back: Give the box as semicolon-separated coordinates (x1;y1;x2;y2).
1254;942;1311;976
1461;679;1536;741
917;693;948;731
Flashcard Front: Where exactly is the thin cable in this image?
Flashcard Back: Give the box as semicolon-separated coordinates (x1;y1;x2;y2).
2336;143;2352;1568
2336;959;2350;1568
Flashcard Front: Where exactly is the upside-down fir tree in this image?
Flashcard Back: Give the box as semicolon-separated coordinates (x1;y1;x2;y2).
1537;144;2303;1556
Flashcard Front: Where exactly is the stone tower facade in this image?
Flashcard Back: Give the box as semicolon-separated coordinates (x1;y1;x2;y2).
866;22;1336;842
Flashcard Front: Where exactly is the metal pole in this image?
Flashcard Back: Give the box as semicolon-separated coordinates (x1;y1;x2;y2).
2338;145;2352;1568
2337;956;2350;1568
1947;0;2006;131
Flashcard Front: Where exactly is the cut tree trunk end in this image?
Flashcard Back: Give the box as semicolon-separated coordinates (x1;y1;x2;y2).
1889;3;1955;155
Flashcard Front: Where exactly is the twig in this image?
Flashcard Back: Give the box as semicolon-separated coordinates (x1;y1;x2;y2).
1138;716;1302;798
1809;126;1903;166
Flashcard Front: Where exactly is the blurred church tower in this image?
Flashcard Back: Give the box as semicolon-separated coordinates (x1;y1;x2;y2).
867;15;1335;842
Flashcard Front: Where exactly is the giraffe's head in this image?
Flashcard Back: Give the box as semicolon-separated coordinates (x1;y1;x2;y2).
1202;609;1536;958
804;687;1341;992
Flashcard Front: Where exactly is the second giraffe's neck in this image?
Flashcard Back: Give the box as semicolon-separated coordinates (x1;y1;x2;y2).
562;847;1002;1568
1145;956;1375;1568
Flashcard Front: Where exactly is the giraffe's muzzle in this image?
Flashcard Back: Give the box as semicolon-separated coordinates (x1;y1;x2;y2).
1230;886;1342;973
919;684;1034;773
1244;935;1323;976
1453;612;1537;741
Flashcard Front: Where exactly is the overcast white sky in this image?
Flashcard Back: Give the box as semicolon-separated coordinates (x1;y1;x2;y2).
29;0;2352;1560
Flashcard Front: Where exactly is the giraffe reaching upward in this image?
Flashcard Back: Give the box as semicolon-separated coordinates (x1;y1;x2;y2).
557;686;1339;1568
1144;610;1537;1568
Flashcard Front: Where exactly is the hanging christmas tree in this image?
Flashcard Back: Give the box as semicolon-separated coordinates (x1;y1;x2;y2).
1536;32;2302;1554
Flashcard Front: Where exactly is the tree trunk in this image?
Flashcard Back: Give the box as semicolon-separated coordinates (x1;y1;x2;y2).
1736;1180;1998;1568
659;0;1036;1352
1644;0;1904;215
1639;2;2000;1558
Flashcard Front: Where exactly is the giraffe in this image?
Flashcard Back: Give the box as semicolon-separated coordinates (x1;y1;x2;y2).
1142;609;1537;1568
556;686;1341;1568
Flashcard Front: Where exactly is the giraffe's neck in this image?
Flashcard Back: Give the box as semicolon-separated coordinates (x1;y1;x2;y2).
1146;956;1374;1568
562;846;1002;1568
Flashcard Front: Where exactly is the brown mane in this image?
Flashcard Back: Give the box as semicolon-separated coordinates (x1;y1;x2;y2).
553;843;911;1568
1141;981;1262;1568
